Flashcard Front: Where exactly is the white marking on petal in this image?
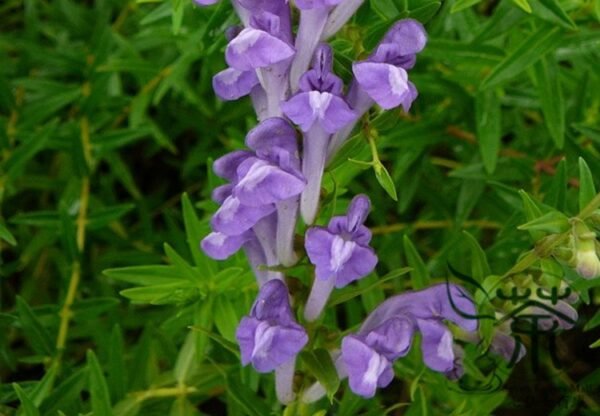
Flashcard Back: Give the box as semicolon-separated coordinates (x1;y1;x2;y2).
252;321;275;359
219;68;243;85
236;161;272;192
329;235;355;272
388;66;408;97
436;330;454;362
308;91;333;121
208;232;227;247
363;352;386;387
231;28;263;54
220;196;241;221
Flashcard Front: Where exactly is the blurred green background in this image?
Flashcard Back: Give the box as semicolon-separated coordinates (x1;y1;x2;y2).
1;0;600;414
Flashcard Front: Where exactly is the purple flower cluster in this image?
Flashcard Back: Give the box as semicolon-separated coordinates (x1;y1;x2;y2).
192;0;534;405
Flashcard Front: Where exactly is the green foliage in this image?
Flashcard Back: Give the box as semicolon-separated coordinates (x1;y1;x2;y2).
1;0;599;415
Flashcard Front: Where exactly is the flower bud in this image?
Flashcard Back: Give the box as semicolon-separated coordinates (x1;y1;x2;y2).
572;220;600;279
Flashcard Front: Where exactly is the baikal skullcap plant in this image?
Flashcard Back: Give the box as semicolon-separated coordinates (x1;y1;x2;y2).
4;0;600;415
193;0;600;409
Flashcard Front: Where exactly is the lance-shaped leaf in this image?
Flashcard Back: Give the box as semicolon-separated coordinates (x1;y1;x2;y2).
533;55;565;148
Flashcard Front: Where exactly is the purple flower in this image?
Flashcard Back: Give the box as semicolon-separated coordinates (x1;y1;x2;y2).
201;118;305;281
282;45;355;224
327;19;427;157
282;45;355;134
226;13;295;71
303;195;378;321
352;19;426;111
237;279;308;372
208;119;305;239
340;284;477;398
236;279;308;403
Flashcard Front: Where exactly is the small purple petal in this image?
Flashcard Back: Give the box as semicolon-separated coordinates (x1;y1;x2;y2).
250;278;293;322
212;68;260;101
295;0;343;9
382;19;428;56
234;159;306;206
193;0;219;5
333;244;378;288
282;91;355;133
211;195;276;235
401;81;418;112
245;117;298;155
346;195;371;232
213;150;253;181
353;62;409;110
416;318;455;373
342;336;393;398
226;28;295;71
363;316;415;360
200;231;251;260
281;92;317;131
320;94;356;134
212;184;233;204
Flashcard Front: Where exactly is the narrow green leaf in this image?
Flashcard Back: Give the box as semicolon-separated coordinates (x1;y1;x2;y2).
584;309;600;331
533;56;565;148
119;282;197;305
451;0;483;13
13;383;40;416
462;231;491;282
480;25;562;90
113;397;141;416
213;295;239;342
39;368;87;415
194;296;214;362
533;0;577;29
374;163;398;201
4;123;54;180
475;89;502;173
300;349;340;401
590;338;600;348
104;265;185;286
512;0;532;13
174;332;198;385
403;236;430;290
519;190;548;240
545;158;567;210
182;193;216;275
518;210;570;233
578;158;597;212
164;243;202;284
87;350;112;415
15;296;54;356
0;222;17;246
29;364;57;406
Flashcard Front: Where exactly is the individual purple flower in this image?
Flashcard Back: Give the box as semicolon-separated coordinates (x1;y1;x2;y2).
236;279;308;402
328;19;427;158
282;45;355;224
342;316;413;397
226;13;295;72
212;67;260;101
303;195;377;321
340;283;477;398
201;119;305;279
352;19;426;110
